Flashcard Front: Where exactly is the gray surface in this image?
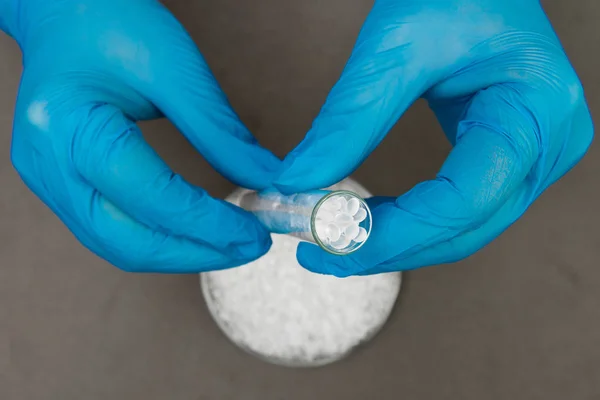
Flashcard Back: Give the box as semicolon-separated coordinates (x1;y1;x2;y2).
1;1;599;399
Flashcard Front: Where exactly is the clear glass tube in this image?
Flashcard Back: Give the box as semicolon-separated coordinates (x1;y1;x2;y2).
239;189;372;255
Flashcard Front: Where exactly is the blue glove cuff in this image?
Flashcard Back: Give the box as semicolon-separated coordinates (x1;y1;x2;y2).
0;0;19;39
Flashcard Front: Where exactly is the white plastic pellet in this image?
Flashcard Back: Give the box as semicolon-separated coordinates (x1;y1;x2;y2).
353;208;367;223
354;227;368;243
346;197;360;216
315;220;329;240
316;208;335;223
331;235;352;250
322;197;341;211
334;213;354;227
343;223;360;241
337;196;348;212
325;223;341;242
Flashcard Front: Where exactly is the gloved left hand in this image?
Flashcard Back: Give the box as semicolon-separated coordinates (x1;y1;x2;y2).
0;0;281;272
274;0;594;277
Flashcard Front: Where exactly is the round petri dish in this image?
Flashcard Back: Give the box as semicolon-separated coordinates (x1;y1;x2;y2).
200;178;402;367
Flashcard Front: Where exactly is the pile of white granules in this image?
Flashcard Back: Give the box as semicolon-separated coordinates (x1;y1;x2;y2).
201;179;401;367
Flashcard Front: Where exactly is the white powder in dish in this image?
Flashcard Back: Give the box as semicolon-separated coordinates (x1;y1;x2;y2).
201;179;401;367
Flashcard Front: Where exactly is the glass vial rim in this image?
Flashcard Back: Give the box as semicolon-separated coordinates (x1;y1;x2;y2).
310;190;373;256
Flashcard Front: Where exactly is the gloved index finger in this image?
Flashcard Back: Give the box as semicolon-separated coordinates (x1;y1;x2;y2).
111;2;281;190
68;103;271;260
273;11;437;194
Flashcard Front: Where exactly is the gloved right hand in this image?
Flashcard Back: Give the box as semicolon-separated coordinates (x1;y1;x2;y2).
273;0;593;276
0;0;281;272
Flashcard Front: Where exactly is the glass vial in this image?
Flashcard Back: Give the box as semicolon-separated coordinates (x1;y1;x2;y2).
239;189;372;255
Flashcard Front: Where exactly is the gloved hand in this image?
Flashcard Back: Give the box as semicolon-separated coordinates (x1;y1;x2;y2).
274;0;594;277
0;0;281;272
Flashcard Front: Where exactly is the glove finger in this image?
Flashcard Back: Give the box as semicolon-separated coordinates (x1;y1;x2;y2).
542;100;594;186
68;103;271;260
12;145;255;274
354;183;534;275
70;188;257;273
273;10;438;194
297;86;540;276
120;3;281;189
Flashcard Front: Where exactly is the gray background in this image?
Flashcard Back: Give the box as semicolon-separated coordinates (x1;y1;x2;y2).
1;0;599;399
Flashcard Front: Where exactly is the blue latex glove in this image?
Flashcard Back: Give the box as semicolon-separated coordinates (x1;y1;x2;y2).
0;0;281;272
274;0;594;277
